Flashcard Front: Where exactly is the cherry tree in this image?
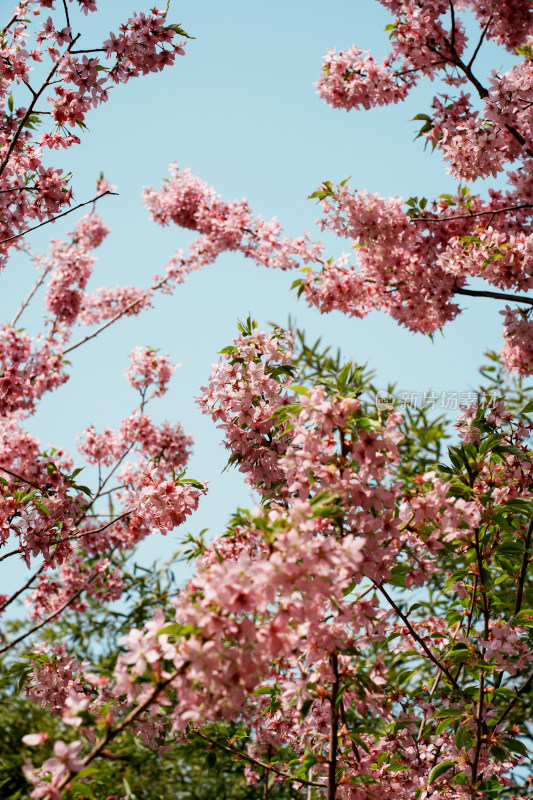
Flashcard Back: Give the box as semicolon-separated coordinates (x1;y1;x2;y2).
2;2;533;800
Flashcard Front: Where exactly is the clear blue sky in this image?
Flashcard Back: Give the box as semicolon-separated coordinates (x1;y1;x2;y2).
5;0;516;588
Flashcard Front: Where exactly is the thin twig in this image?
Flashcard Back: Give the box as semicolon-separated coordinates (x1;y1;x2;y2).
453;287;533;307
0;190;117;246
0;573;97;654
467;15;493;70
0;185;37;194
0;466;42;491
56;666;190;792
376;583;462;693
63;276;167;355
0;564;45;613
495;667;533;728
11;263;53;326
192;729;326;788
21;77;37;98
328;652;340;800
514;513;533;617
0;34;81;179
412;203;533;222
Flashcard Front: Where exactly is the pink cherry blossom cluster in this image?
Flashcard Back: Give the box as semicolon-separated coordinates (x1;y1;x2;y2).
144;164;324;271
316;0;467;113
143;154;533;371
0;0;187;273
11;316;533;798
500;306;533;374
5;4;533;799
0;326;68;416
306;0;533;371
102;10;186;84
124;346;177;399
128;465;206;536
23;326;532;798
197;326;296;489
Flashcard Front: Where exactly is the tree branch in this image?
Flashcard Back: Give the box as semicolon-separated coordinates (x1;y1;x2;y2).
11;263;53;326
376;583;463;693
328;652;340;800
467;15;493;70
0;573;97;654
513;513;533;617
0;466;42;491
0;190;117;246
191;729;326;789
2;15;18;35
453;287;533;307
62;0;71;30
0;563;45;614
55;665;191;792
412;204;533;222
0;34;81;180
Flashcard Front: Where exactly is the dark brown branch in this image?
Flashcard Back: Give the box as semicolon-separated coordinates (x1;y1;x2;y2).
376;583;462;693
62;0;71;29
0;466;42;491
63;274;168;355
21;77;37;98
328;652;340;800
0;34;81;180
0;185;37;194
467;15;493;70
2;15;18;35
192;729;326;788
11;262;52;326
56;666;190;793
448;1;456;53
0;564;45;613
0;190;117;246
70;48;106;54
513;514;533;617
453;287;533;307
412;203;533;222
495;667;533;728
0;572;97;654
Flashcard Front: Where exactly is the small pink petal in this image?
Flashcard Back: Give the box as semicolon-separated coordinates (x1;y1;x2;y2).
22;732;49;746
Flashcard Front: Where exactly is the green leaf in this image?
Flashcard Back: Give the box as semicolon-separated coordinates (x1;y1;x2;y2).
396;668;418;686
490;745;508;762
165;22;195;38
428;761;455;785
455;725;469;750
501;737;529;757
300;698;314;720
290;384;310;396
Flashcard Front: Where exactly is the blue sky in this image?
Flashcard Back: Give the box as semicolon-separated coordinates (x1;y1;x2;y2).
4;0;518;590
